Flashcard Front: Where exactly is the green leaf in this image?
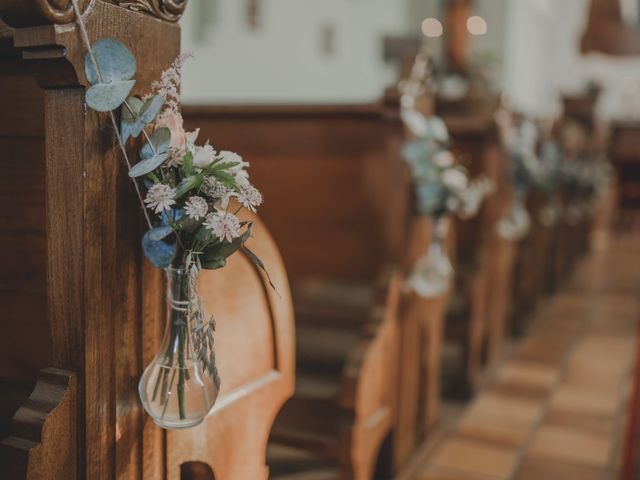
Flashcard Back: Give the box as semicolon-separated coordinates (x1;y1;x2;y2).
128;151;169;178
85;39;137;85
242;245;277;292
174;175;203;199
209;161;239;172
140;127;171;160
200;223;253;270
181;151;194;177
85;80;136;112
121;95;164;143
210;170;237;190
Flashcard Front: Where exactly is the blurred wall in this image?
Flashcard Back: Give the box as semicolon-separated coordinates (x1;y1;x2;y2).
180;0;408;104
503;0;640;122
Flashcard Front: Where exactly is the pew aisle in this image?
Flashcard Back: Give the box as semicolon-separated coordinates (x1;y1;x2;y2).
405;229;639;480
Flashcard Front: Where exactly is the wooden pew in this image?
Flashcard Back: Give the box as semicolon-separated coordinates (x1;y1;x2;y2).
0;3;294;479
439;107;514;393
510;190;555;335
184;102;444;479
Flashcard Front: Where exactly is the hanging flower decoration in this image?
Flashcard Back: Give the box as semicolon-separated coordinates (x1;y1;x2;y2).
495;112;554;241
400;110;492;298
78;35;272;428
401;112;493;220
559;155;611;225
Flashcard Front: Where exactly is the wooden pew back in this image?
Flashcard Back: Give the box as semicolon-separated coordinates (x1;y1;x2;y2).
184;105;412;282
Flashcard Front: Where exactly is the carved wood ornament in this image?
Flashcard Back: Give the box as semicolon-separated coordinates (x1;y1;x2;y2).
0;0;187;27
111;0;187;23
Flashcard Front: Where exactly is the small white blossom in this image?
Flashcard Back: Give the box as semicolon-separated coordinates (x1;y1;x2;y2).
433;150;455;168
202;176;231;200
193;144;217;170
442;168;469;192
203;212;241;243
235;184;263;213
166;147;185;167
144;184;175;214
220;151;251;186
184;196;209;220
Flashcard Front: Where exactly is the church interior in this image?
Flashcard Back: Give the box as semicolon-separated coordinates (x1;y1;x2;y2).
0;0;639;479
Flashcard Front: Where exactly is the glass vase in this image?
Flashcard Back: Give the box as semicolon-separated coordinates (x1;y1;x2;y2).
406;216;453;298
497;191;531;241
138;267;220;429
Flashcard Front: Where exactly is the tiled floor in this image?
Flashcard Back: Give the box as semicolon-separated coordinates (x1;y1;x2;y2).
409;233;640;480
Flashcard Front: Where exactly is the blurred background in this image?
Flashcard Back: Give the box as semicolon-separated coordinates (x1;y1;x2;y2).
176;1;640;478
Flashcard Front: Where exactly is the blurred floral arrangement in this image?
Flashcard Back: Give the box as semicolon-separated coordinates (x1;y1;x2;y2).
402;112;492;219
400;110;492;298
76;16;269;428
495;111;551;240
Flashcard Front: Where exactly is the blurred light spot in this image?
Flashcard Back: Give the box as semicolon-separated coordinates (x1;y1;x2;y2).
422;18;443;38
467;16;488;36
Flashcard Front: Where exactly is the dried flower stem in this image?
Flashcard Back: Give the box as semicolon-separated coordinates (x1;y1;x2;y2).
71;0;153;229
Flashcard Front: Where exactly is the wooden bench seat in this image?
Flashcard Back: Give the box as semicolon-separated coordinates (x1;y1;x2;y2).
184;104;422;478
440;108;514;392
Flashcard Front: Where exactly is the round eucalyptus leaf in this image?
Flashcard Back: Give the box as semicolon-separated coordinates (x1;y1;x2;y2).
121;95;165;143
120;96;144;142
140;127;172;160
148;225;174;241
142;230;176;268
85;39;137;85
128;151;169;178
85;80;136;112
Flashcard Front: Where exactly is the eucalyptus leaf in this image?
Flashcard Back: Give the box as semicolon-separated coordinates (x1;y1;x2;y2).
86;80;136;112
162;208;184;225
85;39;137;85
142;230;176;268
128;151;169;178
140;127;172;160
121;95;165;143
148;225;174;241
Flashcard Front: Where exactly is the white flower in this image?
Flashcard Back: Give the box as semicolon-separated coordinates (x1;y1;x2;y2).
144;183;175;214
166;147;184;167
193;143;216;169
442;168;469;192
426;116;450;143
220;150;251;186
400;110;430;138
433;150;455;168
202;176;231;200
203;212;241;243
446;196;462;212
235;184;263;213
184;196;208;220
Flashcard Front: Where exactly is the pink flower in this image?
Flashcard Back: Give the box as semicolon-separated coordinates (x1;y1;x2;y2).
156;110;186;153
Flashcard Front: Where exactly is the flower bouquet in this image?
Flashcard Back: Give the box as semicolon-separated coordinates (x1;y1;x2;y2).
496;115;550;241
78;34;269;429
401;112;492;298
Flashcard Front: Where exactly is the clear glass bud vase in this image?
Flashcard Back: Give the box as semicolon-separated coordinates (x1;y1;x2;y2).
406;216;453;298
497;190;531;241
138;267;220;429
